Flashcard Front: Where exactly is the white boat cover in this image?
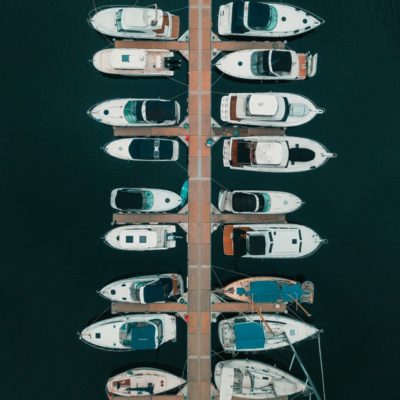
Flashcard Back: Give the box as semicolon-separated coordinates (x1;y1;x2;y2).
220;367;234;400
121;9;161;30
254;142;286;165
110;49;147;70
119;229;158;250
248;94;278;116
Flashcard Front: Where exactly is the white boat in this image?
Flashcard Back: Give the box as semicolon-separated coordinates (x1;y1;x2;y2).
99;273;185;304
103;225;178;251
111;188;182;212
88;5;180;40
88;99;180;126
222;277;314;304
218;1;324;38
79;314;176;351
215;49;318;80
220;92;324;127
104;138;179;161
93;48;182;77
223;136;336;173
214;359;307;399
106;367;186;397
218;190;303;214
223;223;326;258
218;314;318;352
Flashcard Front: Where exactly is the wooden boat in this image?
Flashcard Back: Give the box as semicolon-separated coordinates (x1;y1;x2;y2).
223;277;314;304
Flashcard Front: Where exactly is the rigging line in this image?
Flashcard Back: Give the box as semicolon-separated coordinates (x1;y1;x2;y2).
211;264;252;278
211;349;226;360
211;71;226;87
318;334;327;400
174;158;189;174
90;305;111;324
167;76;188;86
170;90;188;101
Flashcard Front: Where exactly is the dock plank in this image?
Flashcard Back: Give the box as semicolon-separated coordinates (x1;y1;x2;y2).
112;213;188;225
114;40;188;50
113;127;187;137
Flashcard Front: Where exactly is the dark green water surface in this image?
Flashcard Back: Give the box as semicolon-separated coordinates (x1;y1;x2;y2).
2;0;400;399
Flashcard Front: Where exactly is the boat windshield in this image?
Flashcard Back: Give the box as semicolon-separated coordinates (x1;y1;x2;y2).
123;101;145;123
247;2;278;31
251;51;292;77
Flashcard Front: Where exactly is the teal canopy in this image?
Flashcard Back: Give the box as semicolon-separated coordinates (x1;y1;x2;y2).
236;281;303;303
234;321;265;350
129;322;157;350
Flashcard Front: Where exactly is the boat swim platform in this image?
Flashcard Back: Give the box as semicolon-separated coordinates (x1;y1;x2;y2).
111;213;286;225
111;301;287;314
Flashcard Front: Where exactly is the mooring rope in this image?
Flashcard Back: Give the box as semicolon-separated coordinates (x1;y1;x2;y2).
318;334;327;400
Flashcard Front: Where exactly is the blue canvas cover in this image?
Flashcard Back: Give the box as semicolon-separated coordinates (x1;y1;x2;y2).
281;283;303;302
234;321;265;350
130;322;157;350
236;281;304;303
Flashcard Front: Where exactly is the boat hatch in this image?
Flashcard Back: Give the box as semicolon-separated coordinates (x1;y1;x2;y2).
247;235;266;256
237;281;303;303
111;49;147;70
234;322;265;350
247;94;279;116
144;100;176;123
120;230;158;249
129;139;174;160
254;142;285;165
119;8;162;31
120;322;157;350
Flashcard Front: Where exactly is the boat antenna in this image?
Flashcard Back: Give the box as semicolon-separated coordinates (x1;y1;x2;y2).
284;332;323;400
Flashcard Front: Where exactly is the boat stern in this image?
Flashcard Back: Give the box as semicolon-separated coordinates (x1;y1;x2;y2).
222;139;232;167
307;53;318;77
160;314;177;344
220;95;232;123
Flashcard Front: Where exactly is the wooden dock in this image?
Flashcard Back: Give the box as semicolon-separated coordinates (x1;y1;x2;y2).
212;126;285;137
111;301;286;314
113;127;187;137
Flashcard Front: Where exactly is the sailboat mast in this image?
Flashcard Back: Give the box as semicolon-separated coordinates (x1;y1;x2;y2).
284;333;323;400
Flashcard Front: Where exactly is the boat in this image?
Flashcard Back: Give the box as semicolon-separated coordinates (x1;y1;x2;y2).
218;1;324;38
88;99;180;126
103;224;179;251
92;48;182;77
217;190;303;214
88;5;180;40
104;138;179;161
79;314;177;351
223;224;326;258
222;277;314;304
214;359;307;399
220;92;324;127
223;136;336;173
106;367;186;397
215;49;318;80
111;188;182;212
99;273;185;303
218;314;318;352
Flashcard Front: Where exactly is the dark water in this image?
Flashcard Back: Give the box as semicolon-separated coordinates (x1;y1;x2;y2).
2;0;400;398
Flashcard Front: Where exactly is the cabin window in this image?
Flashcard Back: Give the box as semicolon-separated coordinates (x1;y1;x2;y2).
139;236;147;243
125;236;134;243
95;333;101;339
122;55;130;62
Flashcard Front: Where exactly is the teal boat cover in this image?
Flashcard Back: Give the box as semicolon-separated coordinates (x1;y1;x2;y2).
236;281;303;303
234;321;265;350
129;322;157;350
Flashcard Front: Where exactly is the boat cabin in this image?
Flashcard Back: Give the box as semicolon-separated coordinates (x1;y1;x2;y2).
118;229;158;250
110;49;148;70
139;278;174;303
115;189;153;211
129;138;175;160
119;320;161;350
116;8;164;33
251;50;293;77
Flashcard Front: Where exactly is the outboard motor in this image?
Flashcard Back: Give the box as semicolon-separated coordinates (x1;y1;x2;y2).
165;56;182;70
